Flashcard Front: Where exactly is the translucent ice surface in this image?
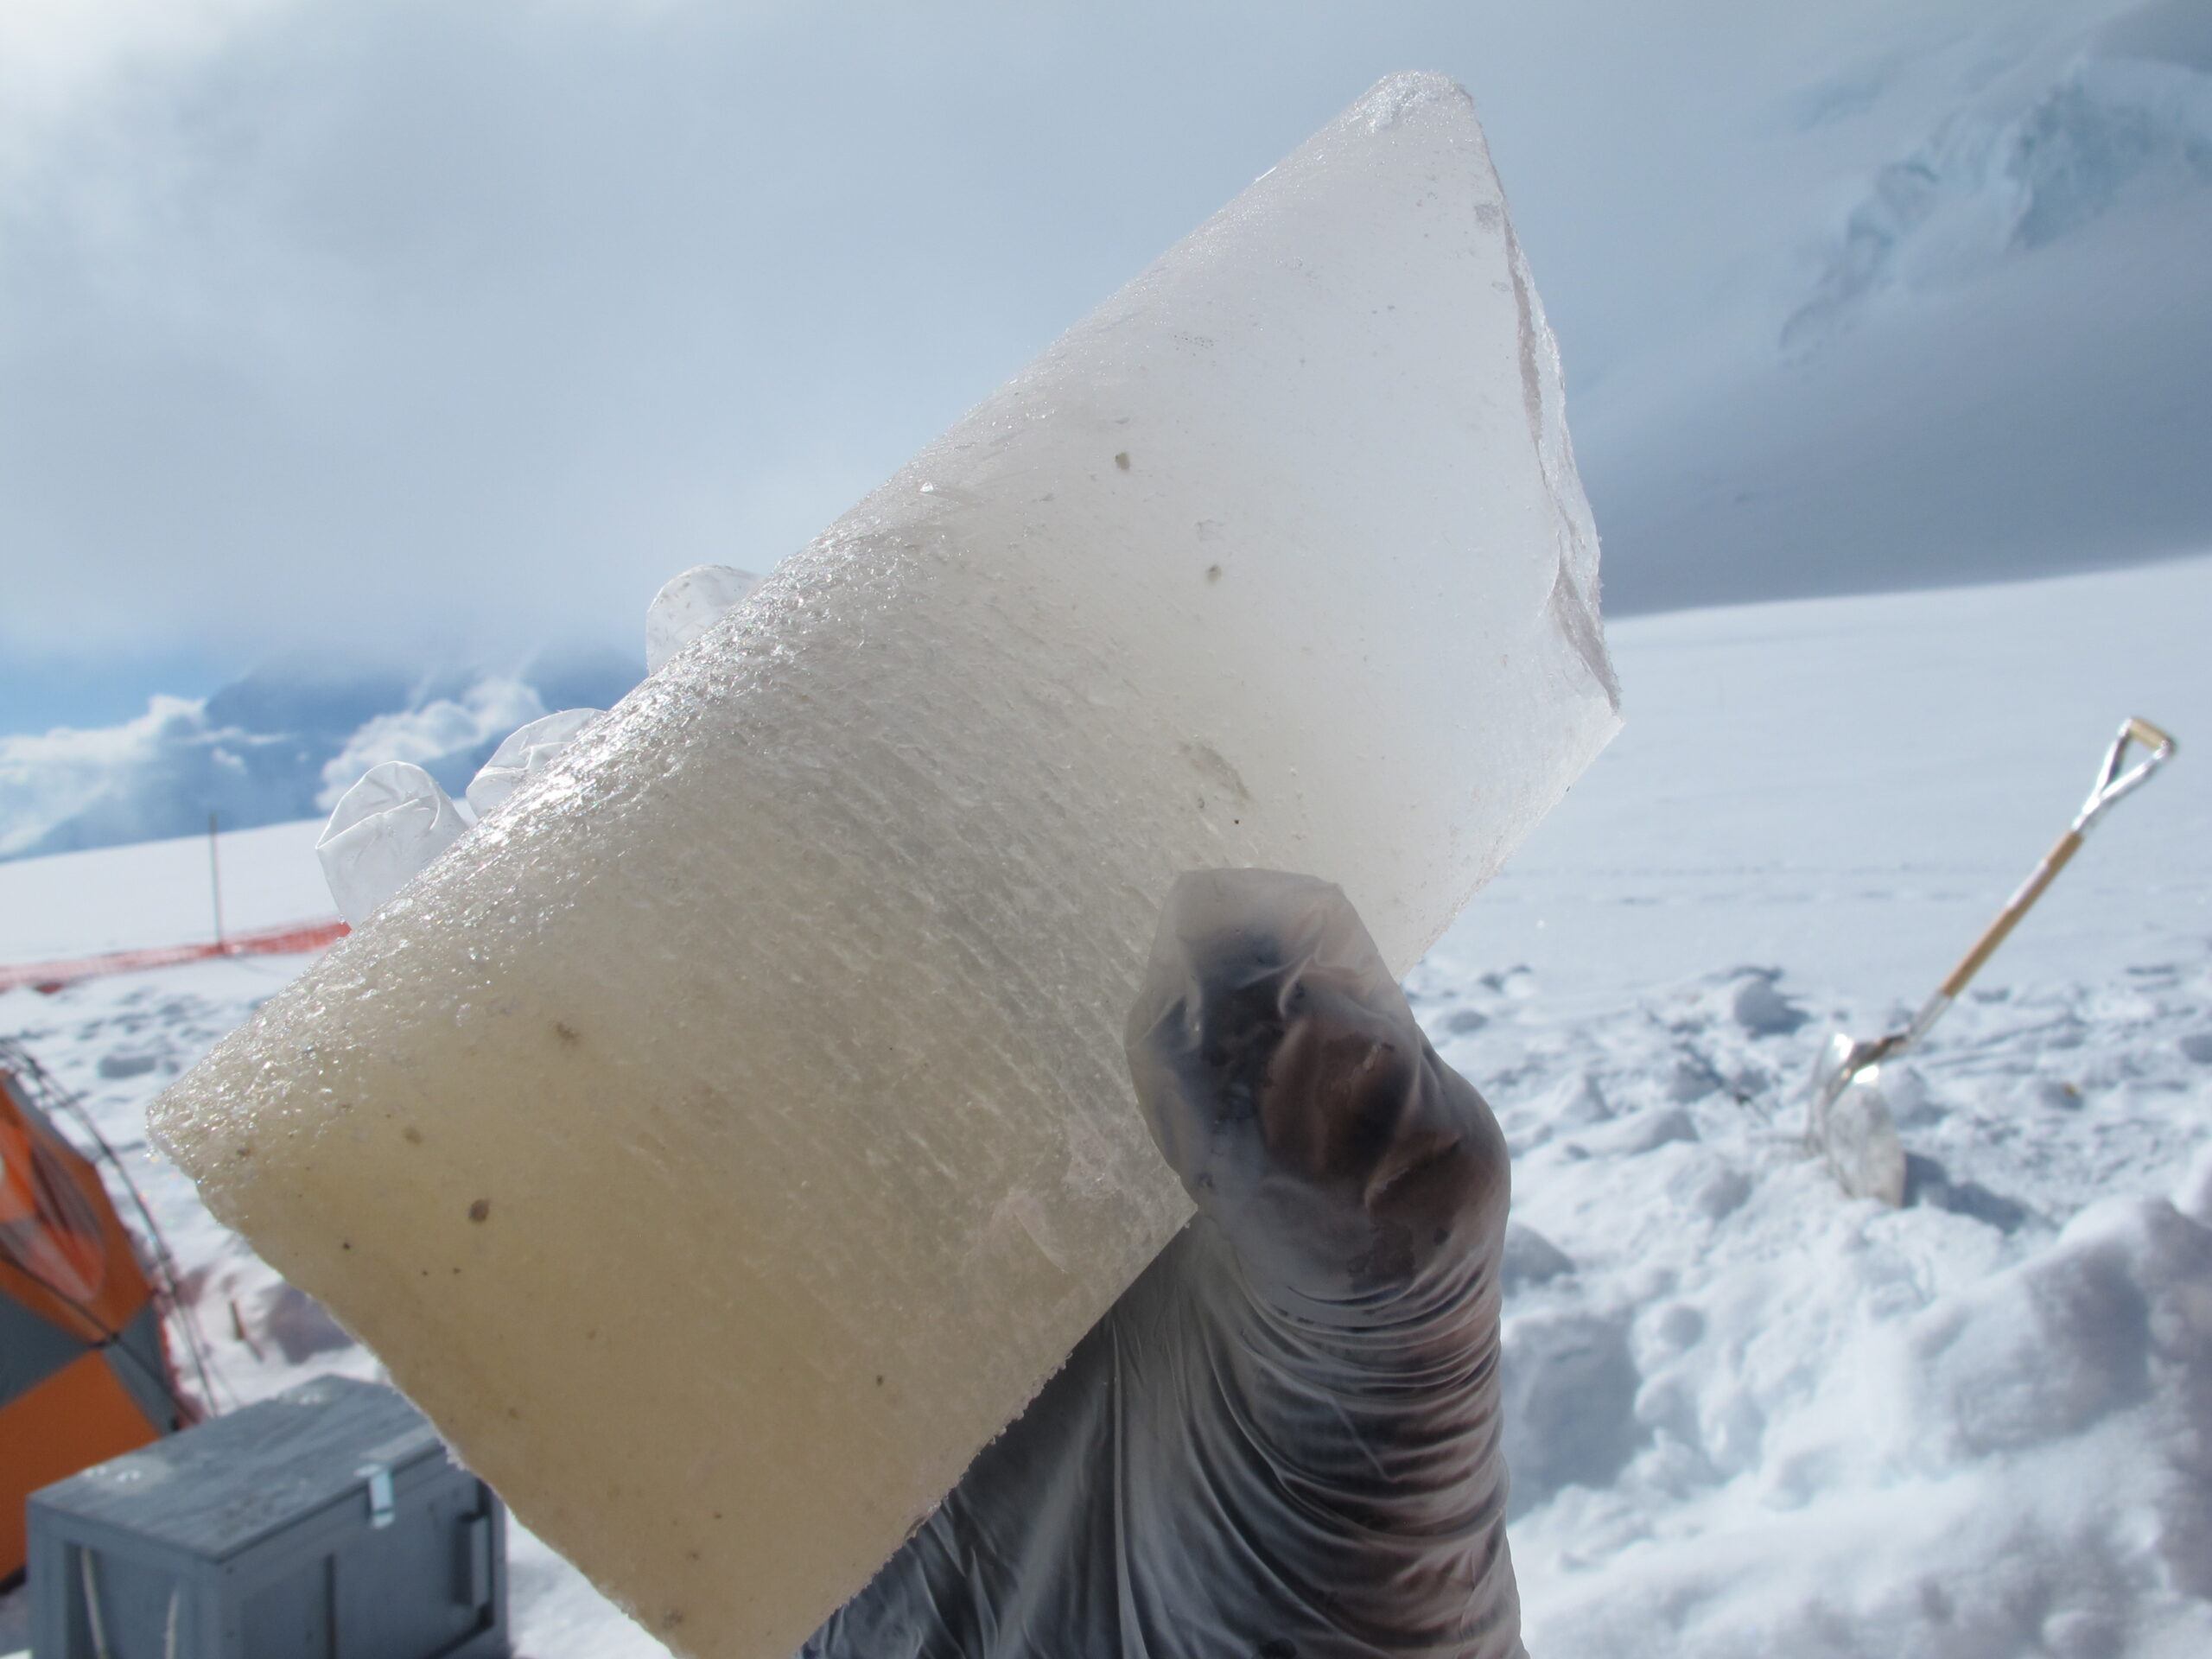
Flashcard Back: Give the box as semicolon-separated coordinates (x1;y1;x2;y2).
151;73;1620;1659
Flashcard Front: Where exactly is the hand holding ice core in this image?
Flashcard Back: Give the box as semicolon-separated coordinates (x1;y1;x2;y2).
150;74;1609;1655
806;870;1522;1659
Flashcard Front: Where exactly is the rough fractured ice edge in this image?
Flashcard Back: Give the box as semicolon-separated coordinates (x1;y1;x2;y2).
1358;68;1460;133
1507;227;1620;716
1352;71;1620;717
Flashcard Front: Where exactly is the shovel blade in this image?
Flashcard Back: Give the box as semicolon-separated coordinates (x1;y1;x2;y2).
1807;1031;1857;1141
1824;1068;1907;1206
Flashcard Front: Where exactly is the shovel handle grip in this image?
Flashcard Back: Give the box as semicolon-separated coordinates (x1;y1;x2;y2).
1938;829;2082;1000
2126;716;2175;753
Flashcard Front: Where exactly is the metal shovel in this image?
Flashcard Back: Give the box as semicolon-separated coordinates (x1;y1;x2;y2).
1807;716;2178;1205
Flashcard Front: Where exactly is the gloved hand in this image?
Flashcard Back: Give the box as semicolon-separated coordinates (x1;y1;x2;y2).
804;868;1522;1659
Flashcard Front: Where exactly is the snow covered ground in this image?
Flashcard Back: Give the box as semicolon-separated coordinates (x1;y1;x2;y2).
1407;963;2212;1656
1438;549;2211;1010
3;552;2208;1656
0;816;327;963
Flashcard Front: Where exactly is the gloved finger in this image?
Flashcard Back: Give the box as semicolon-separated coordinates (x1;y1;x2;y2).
1125;867;1510;1327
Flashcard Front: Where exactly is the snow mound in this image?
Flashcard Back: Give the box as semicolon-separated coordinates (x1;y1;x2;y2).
1402;949;2212;1657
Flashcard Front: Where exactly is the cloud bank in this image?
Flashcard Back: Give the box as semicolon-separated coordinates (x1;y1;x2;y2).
0;650;636;860
5;0;2211;861
5;0;2174;678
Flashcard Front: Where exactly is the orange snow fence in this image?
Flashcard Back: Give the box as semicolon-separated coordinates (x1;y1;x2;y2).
0;919;349;995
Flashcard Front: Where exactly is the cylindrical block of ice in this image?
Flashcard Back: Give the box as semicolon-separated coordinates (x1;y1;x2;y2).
151;73;1620;1659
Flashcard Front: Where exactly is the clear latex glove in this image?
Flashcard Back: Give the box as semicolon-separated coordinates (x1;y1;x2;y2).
805;868;1522;1659
315;760;471;927
645;564;762;675
465;708;603;817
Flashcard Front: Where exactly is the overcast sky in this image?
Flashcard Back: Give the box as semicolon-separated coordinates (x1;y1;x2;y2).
0;0;2128;733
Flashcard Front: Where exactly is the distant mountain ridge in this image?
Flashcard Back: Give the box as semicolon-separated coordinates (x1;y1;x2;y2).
1785;0;2212;344
0;646;640;862
1582;0;2212;616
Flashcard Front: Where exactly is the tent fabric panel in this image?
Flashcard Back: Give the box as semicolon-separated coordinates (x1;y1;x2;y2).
0;1287;84;1409
0;1251;109;1348
59;1134;157;1338
0;1346;165;1580
0;1075;155;1342
104;1301;190;1433
0;1243;151;1351
0;1085;108;1305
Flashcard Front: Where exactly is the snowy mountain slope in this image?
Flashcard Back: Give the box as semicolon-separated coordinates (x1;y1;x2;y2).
1587;187;2212;614
1586;0;2212;613
1787;1;2212;336
2;552;2207;1657
0;815;326;963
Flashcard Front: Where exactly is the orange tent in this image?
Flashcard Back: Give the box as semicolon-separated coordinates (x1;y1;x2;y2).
1;1051;192;1582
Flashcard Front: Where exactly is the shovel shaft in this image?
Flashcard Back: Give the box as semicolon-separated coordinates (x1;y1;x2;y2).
1931;717;2173;1007
1937;829;2082;1001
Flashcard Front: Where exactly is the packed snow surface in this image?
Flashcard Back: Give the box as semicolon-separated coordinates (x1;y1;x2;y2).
3;551;2209;1657
0;816;327;963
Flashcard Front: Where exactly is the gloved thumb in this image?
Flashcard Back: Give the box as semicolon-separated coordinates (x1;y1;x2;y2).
1124;868;1510;1332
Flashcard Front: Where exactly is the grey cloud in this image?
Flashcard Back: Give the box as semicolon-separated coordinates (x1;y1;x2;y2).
3;0;2199;704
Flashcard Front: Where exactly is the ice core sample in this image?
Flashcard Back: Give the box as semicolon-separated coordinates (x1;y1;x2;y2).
150;72;1620;1659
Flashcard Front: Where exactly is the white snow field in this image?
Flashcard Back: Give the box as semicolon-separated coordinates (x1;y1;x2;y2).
3;550;2209;1658
0;816;327;964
